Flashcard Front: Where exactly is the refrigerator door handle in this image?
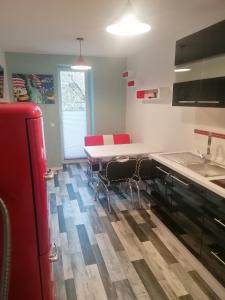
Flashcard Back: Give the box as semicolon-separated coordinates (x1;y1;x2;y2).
44;169;54;180
49;243;58;262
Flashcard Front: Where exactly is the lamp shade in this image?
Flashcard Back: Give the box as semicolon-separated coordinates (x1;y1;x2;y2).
106;0;151;36
71;56;92;70
106;14;151;36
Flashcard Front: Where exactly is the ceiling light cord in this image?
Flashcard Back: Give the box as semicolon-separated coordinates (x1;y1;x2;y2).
79;40;81;57
77;37;83;58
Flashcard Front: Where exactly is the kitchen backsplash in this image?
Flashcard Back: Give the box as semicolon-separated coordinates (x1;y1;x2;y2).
194;128;225;165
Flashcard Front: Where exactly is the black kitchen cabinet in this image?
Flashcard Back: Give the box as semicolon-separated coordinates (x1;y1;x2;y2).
151;160;225;286
216;77;225;104
152;162;205;257
198;77;225;107
173;19;225;108
201;191;225;286
198;78;218;105
172;76;225;107
175;20;225;65
153;163;173;209
173;80;200;106
151;162;188;236
168;173;205;257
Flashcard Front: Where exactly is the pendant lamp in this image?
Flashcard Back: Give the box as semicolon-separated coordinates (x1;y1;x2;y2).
106;0;151;36
71;38;92;70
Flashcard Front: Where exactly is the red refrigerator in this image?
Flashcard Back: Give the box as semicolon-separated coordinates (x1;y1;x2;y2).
0;103;54;299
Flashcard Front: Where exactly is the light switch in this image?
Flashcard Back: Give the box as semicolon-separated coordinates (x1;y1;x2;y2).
50;123;55;127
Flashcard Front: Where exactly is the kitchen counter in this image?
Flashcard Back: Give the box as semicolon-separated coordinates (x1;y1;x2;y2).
151;152;225;199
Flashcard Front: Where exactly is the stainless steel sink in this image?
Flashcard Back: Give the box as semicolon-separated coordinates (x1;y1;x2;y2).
161;152;225;177
186;162;225;177
161;152;204;165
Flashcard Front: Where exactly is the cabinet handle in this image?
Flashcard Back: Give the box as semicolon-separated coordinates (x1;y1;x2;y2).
156;166;170;176
49;243;58;262
178;101;195;103
197;101;220;104
171;175;189;188
211;251;225;266
214;218;225;228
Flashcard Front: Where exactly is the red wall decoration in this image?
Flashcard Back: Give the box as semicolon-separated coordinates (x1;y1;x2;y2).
136;88;160;100
127;80;135;87
122;71;129;78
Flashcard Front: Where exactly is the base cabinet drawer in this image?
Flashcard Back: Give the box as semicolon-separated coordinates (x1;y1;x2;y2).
201;235;225;287
201;197;225;287
169;191;204;257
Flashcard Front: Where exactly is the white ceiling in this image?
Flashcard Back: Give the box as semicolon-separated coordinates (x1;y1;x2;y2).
0;0;225;57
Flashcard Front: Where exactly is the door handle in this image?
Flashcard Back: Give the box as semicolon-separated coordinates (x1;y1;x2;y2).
210;251;225;266
171;175;189;188
214;218;225;229
156;166;170;176
49;243;58;262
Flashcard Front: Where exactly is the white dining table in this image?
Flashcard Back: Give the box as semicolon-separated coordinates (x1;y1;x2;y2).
84;143;152;169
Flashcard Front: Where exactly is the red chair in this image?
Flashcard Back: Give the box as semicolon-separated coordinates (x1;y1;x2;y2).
84;135;104;146
113;134;131;144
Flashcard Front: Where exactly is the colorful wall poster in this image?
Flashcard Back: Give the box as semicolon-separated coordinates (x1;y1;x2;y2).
12;73;55;104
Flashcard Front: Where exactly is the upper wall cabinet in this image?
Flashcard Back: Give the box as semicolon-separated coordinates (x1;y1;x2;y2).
173;20;225;107
175;20;225;65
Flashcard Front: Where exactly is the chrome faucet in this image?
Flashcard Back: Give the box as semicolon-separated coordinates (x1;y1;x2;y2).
198;132;212;163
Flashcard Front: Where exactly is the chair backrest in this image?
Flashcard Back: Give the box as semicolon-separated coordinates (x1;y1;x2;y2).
136;158;155;180
84;135;104;146
85;134;131;146
106;157;137;182
113;134;131;144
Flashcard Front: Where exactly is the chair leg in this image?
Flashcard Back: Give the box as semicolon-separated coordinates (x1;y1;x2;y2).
130;179;141;209
128;181;134;209
87;164;93;186
145;181;148;193
119;182;123;193
134;180;141;209
98;180;112;213
95;180;100;202
148;183;152;210
144;180;152;210
106;190;112;214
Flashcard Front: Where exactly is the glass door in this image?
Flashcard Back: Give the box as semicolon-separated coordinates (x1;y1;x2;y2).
59;69;89;160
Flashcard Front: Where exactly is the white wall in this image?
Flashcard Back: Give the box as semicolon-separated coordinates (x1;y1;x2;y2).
0;50;9;100
126;38;196;153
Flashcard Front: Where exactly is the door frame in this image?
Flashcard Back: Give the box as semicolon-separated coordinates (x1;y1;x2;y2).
57;66;92;162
